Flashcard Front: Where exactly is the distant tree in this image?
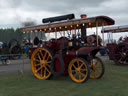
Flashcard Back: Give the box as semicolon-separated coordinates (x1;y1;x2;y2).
15;28;23;41
0;28;23;43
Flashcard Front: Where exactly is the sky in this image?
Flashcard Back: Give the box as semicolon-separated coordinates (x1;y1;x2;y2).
0;0;128;39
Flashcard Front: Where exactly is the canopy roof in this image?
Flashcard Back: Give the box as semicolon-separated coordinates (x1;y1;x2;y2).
21;15;115;33
102;25;128;33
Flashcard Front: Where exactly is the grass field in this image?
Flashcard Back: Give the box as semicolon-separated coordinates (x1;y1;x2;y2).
0;61;128;96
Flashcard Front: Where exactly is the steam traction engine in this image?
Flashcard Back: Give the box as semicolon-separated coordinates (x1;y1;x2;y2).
102;25;128;65
0;39;22;59
21;14;115;83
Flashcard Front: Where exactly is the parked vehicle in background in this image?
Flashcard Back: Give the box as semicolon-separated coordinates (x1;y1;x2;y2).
102;25;128;65
0;39;23;59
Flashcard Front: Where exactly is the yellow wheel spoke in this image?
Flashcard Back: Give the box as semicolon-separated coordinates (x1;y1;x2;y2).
39;50;44;59
34;64;40;67
47;61;52;64
34;58;40;62
71;70;76;73
95;60;99;65
72;64;77;69
46;61;52;65
80;68;87;72
79;74;81;80
44;67;46;77
36;66;43;72
90;69;96;78
93;72;96;78
37;53;41;60
43;52;47;60
45;64;50;68
79;63;84;68
45;66;50;73
41;67;43;76
79;72;86;77
46;55;50;61
74;72;78;77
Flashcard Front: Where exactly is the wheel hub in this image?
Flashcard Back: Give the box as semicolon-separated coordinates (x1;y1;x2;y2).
41;60;47;64
122;52;126;57
76;68;80;72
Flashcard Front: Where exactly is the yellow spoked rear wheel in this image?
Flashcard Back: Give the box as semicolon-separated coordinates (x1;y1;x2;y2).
90;56;104;79
31;48;53;80
68;58;90;83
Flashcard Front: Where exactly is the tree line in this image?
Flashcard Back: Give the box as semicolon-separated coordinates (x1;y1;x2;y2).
0;28;23;43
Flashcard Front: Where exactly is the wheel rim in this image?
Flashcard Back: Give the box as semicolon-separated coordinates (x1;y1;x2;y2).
114;44;128;65
68;58;89;83
31;48;52;80
90;57;104;79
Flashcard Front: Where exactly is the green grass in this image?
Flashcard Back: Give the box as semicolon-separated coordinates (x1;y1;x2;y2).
0;61;128;96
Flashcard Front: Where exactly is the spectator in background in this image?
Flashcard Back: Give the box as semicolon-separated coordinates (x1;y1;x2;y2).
25;44;29;55
34;36;39;45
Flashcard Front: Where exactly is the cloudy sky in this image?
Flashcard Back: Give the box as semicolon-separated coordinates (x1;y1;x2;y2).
0;0;128;28
0;0;128;40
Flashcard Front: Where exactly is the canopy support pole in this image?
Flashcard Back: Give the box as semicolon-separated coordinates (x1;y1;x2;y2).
96;22;98;46
55;32;57;39
102;22;105;46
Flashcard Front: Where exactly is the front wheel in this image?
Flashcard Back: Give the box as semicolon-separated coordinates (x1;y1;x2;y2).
68;58;90;83
89;56;105;79
31;48;53;80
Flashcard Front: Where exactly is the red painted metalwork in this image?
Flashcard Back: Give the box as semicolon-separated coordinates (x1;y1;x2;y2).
55;54;76;75
21;14;115;82
106;43;117;60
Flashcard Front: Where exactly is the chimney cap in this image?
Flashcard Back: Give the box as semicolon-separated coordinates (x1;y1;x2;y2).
80;14;87;18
